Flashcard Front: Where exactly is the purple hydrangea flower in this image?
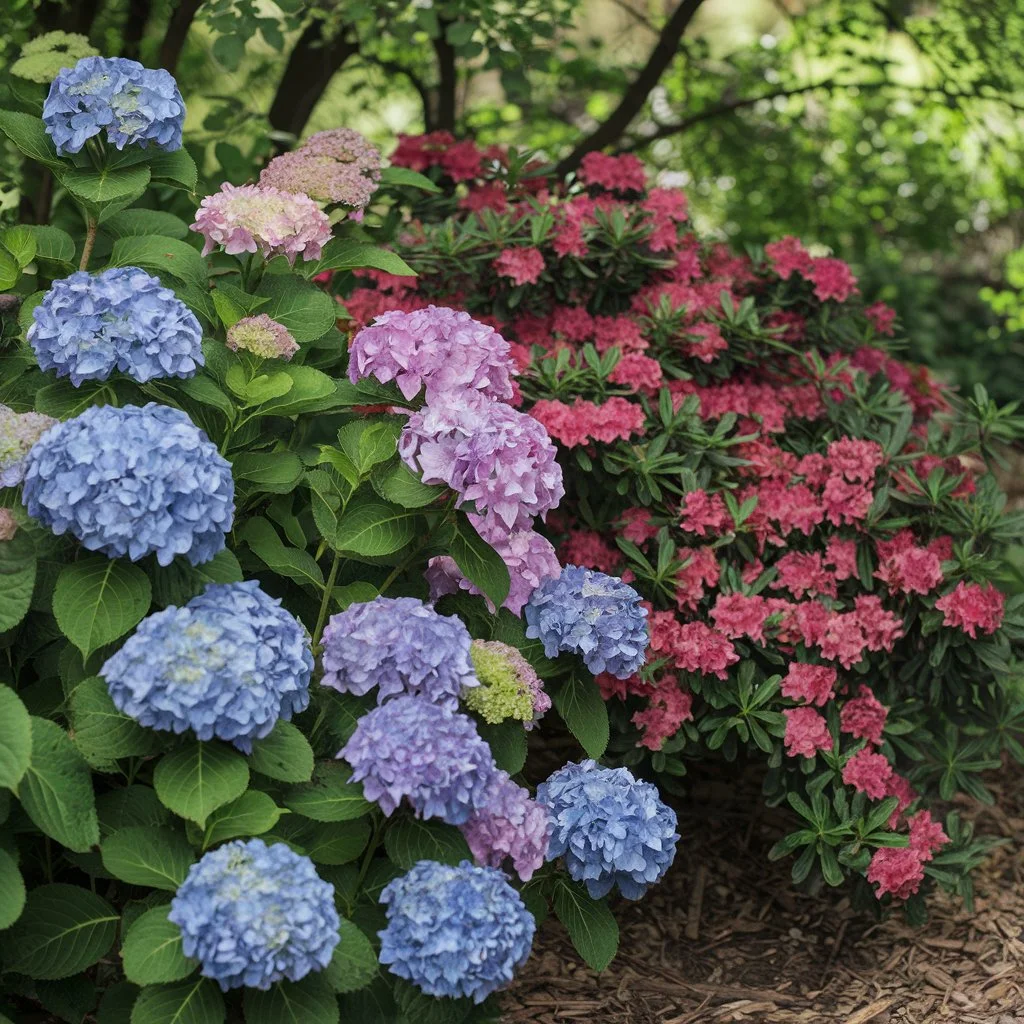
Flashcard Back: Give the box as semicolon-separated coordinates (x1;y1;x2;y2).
461;771;551;882
399;391;564;534
425;512;560;616
349;306;515;402
101;581;313;752
340;695;497;823
169;839;339;991
379;859;534;1003
22;403;233;565
525;565;648;678
43;55;185;155
537;759;678;900
29;268;203;386
320;596;477;710
191;183;332;264
226;314;298;361
0;405;57;487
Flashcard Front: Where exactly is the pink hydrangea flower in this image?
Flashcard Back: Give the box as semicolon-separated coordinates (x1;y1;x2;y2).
806;257;858;302
935;581;1005;638
348;306;515;402
225;314;299;361
842;748;893;798
840;686;888;745
765;236;812;280
191;182;332;263
783;706;832;758
780;663;837;707
494;247;545;286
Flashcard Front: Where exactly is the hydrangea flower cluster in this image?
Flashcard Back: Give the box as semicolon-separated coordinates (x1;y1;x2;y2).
340;695;496;823
191;183;332;263
538;760;679;899
0;405;56;487
29;268;203;386
226;314;298;361
22;403;233;565
102;581;312;752
349;306;515;402
320;596;476;710
260;127;381;209
378;860;535;1003
525;565;649;678
43;55;185;154
463;638;550;728
169;839;339;991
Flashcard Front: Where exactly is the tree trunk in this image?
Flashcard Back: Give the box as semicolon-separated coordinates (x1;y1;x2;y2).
268;19;360;144
432;27;457;132
121;0;153;59
159;0;203;72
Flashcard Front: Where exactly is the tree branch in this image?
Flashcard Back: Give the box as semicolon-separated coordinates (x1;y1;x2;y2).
556;0;705;175
159;0;203;73
433;22;458;133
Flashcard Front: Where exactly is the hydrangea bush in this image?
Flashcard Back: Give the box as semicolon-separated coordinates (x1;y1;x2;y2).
0;58;670;1024
339;135;1024;919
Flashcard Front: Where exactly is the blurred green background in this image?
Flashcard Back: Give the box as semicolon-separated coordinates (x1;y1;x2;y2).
2;0;1023;400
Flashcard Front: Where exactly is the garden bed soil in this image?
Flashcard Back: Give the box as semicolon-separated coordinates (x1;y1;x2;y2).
504;764;1024;1024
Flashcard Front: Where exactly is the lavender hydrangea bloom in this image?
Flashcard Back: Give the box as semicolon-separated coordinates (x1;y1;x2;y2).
349;306;515;402
320;596;477;709
340;695;496;823
399;391;563;534
425;513;560;616
101;581;312;752
43;55;184;155
22;403;233;566
29;268;203;386
169;839;339;991
379;860;534;1002
537;760;678;900
525;565;648;678
461;772;551;882
0;405;57;487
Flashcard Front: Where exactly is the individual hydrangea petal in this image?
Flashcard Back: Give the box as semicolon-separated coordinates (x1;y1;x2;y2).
349;306;515;402
378;859;534;1003
0;405;57;487
463;639;550;728
461;772;551;881
320;596;476;710
537;759;678;900
43;55;184;154
340;695;497;823
22;403;234;566
399;391;563;534
191;182;332;264
29;268;203;386
226;314;298;361
169;839;339;991
525;565;649;678
101;580;312;752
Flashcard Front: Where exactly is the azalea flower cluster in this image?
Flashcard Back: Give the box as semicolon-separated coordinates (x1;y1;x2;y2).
349;141;1020;908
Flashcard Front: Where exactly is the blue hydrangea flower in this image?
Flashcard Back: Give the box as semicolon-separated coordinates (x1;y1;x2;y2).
29;268;203;386
537;759;678;900
101;581;312;752
524;565;649;678
43;55;185;155
169;838;339;991
340;695;496;824
320;596;477;710
22;403;233;566
379;860;534;1003
0;405;56;487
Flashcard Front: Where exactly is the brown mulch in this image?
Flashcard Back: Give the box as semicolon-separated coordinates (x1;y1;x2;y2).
503;767;1024;1024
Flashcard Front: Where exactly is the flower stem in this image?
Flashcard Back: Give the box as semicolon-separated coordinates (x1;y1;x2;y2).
79;217;97;271
312;551;343;650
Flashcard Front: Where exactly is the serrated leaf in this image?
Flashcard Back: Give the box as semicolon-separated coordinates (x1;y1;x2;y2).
371;461;445;509
0;528;37;632
478;720;527;774
108;235;207;290
97;785;171;837
20;717;99;852
231;451;304;493
448;515;510;609
129;977;224;1024
299;818;371;865
334;497;419;557
103;209;190;240
69;676;160;765
244;976;339;1024
553;879;618;972
239;517;324;588
0;848;26;929
121;906;197;986
97;981;139;1024
383;817;471;870
20;224;76;265
323;920;378;994
554;674;609;759
305;238;416;279
2;225;36;268
0;684;32;790
203;790;281;846
148;148;199;192
60;165;151;211
0;109;64;169
1;884;118;980
52;557;152;658
255;275;338;342
283;762;370;822
248;720;314;782
101;827;196;891
153;742;249;827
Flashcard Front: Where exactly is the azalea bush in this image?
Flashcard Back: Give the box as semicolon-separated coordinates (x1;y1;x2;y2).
341;135;1024;918
0;58;682;1024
